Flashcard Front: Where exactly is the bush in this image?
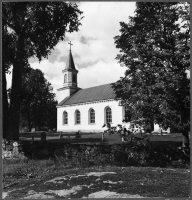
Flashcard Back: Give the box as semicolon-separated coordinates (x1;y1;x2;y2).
3;139;190;169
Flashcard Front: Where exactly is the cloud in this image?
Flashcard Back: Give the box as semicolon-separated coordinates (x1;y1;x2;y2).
77;60;126;89
55;2;136;67
6;2;136;102
29;59;126;101
76;2;135;39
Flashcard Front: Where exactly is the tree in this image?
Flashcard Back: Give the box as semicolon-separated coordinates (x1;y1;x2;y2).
19;68;57;131
113;2;190;148
2;2;83;140
2;23;16;139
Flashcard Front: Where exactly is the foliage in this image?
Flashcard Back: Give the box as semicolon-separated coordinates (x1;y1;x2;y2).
3;2;83;62
113;3;190;143
102;122;150;144
2;2;83;140
18;67;57;131
3;140;189;169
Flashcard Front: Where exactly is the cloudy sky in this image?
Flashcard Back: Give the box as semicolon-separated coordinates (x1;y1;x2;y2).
6;2;136;101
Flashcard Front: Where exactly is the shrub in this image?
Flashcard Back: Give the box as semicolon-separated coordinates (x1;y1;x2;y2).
3;139;190;169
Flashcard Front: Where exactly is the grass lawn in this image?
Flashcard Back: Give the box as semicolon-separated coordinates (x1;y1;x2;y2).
19;132;183;147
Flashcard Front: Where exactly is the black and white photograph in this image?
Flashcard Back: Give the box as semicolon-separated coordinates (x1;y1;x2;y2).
2;1;190;199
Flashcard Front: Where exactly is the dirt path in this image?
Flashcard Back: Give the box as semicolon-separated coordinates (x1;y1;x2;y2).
3;167;190;199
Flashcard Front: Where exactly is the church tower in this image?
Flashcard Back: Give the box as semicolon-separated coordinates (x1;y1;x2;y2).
57;41;81;103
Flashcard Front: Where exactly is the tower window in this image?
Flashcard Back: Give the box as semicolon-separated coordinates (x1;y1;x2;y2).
105;107;112;123
89;108;95;124
63;111;68;125
75;110;80;124
73;74;76;82
64;74;67;83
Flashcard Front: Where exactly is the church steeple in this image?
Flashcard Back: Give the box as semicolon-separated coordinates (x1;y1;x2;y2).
64;50;76;70
62;41;78;87
57;41;80;103
64;41;76;70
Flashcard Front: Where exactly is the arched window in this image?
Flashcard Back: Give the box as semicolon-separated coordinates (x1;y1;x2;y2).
75;110;80;124
63;111;68;125
64;74;67;83
89;108;95;124
105;107;112;123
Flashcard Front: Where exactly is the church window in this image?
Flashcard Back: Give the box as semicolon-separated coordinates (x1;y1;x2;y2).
105;107;112;123
63;111;68;125
89;108;95;124
75;110;80;124
64;74;67;83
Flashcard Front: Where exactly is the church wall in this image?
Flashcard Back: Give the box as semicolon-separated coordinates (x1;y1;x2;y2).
57;100;124;132
57;100;170;133
57;89;71;104
57;101;170;133
56;48;170;134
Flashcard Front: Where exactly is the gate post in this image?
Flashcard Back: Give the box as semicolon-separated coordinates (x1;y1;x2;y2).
102;132;104;141
41;132;46;142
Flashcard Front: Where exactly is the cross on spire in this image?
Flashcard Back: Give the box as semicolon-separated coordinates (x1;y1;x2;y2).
68;41;73;51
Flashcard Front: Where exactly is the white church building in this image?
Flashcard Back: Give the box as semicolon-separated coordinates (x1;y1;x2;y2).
56;48;168;133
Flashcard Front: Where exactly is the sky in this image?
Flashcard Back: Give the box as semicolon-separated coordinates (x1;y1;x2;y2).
6;2;136;101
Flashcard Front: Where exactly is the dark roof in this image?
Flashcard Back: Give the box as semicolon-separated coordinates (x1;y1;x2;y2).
65;50;76;70
58;83;116;106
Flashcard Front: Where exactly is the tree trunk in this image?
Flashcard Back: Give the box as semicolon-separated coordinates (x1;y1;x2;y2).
3;65;9;139
27;108;32;132
161;129;163;136
7;36;26;141
7;59;23;140
182;129;189;149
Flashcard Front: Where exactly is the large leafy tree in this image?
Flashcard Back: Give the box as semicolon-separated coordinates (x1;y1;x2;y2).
2;2;83;140
19;68;57;131
113;2;190;147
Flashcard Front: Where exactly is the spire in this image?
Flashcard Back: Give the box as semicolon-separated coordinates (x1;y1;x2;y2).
57;41;80;102
63;41;77;71
65;50;76;70
68;41;73;51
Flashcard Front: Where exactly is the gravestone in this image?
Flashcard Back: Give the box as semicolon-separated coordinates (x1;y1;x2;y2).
31;128;35;132
59;133;63;138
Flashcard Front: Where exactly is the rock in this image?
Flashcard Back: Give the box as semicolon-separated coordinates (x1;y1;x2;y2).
3;151;12;159
13;147;19;158
6;145;12;151
18;152;28;160
27;173;34;178
28;190;36;195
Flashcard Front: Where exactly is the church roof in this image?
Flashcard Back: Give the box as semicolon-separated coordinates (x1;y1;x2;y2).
63;50;76;71
58;83;116;106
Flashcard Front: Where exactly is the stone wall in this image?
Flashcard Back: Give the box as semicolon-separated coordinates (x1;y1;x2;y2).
2;139;189;168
